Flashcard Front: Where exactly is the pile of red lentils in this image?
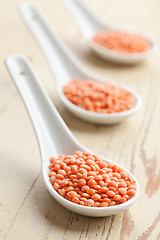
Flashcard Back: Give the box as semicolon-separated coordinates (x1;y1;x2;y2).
93;31;151;54
49;151;136;207
63;79;135;114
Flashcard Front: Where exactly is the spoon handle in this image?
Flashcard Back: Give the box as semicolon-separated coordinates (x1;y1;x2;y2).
5;55;80;159
60;0;106;38
19;3;85;84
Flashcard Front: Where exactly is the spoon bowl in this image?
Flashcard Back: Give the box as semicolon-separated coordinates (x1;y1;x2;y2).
61;0;159;64
5;55;139;217
19;3;142;124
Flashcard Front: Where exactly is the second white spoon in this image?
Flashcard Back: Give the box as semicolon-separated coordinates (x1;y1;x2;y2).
19;3;142;124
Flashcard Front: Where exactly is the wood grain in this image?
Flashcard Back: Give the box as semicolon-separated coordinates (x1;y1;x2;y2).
0;0;160;239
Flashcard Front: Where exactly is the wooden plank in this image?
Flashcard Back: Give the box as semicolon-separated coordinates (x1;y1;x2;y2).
0;0;160;239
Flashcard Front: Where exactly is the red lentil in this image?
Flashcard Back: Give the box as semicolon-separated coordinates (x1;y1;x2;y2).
63;79;135;114
93;31;151;53
49;151;136;207
127;189;136;197
93;202;100;207
100;202;109;207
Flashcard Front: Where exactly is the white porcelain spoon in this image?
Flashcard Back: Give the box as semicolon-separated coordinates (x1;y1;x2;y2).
5;55;139;217
19;3;141;124
60;0;159;64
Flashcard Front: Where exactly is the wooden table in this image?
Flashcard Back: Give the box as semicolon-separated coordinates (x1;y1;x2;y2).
1;0;160;239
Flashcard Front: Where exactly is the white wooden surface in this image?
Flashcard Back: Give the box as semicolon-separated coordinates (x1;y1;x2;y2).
0;0;160;239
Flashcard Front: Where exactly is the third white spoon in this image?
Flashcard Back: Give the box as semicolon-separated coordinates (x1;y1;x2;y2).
61;0;159;64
